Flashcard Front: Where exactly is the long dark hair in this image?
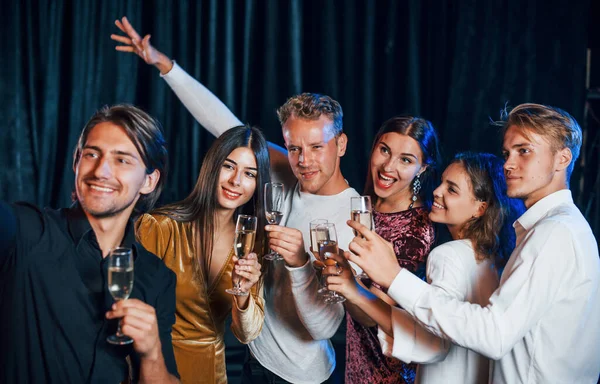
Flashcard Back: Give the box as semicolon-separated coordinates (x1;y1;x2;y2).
363;116;442;210
452;152;524;267
153;125;270;283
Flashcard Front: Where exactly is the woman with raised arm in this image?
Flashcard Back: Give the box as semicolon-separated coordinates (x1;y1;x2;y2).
327;152;524;383
136;126;270;384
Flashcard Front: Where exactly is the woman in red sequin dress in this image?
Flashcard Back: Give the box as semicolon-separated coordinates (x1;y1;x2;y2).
343;116;442;384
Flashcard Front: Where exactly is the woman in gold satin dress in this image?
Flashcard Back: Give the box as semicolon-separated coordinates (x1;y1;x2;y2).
136;126;269;383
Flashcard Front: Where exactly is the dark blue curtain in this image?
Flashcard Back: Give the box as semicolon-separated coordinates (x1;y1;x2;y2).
3;0;592;207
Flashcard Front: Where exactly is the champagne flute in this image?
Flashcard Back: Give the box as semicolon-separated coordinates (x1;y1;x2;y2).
226;215;257;296
107;247;134;345
310;219;329;261
351;196;373;280
317;223;346;304
310;219;329;296
264;182;285;261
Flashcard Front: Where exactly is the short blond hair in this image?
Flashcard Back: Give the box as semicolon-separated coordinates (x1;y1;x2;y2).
276;93;343;135
501;103;582;179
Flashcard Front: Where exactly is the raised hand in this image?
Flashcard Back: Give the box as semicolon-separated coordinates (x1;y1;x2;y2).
346;220;401;290
110;16;173;74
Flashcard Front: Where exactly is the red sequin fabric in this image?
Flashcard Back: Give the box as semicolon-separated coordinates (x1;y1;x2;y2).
345;207;434;384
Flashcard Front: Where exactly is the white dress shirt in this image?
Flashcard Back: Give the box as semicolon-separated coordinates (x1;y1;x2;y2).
379;239;498;383
387;190;600;383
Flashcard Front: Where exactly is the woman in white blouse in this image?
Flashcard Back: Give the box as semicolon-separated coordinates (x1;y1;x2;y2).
326;152;524;383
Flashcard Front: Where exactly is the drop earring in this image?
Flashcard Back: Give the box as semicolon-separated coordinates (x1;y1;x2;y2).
409;173;421;209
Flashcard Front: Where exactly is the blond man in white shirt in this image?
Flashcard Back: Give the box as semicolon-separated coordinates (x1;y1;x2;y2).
347;103;600;384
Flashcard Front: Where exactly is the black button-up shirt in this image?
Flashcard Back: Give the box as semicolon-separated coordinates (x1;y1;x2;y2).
0;201;179;383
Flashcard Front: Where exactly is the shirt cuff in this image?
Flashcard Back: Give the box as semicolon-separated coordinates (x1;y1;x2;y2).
377;326;395;357
160;61;181;79
285;257;314;287
387;268;429;315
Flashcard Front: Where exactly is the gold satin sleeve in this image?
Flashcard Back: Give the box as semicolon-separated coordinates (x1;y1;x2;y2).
135;213;172;260
231;280;265;344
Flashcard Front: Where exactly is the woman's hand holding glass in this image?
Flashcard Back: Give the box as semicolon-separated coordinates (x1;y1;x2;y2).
350;196;373;280
322;249;361;302
232;252;262;308
313;223;346;304
227;215;257;296
346;220;400;290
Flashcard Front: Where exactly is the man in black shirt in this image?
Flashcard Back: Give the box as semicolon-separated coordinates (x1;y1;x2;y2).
0;105;179;383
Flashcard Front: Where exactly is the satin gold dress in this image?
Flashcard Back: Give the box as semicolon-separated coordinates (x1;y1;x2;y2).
136;214;264;384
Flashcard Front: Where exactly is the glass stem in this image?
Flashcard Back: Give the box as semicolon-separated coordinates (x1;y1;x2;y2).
321;273;328;290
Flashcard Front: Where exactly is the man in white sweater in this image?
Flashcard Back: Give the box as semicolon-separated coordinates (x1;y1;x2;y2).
347;103;600;383
112;17;359;383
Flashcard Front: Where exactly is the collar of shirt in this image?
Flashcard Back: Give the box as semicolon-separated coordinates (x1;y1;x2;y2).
512;189;573;245
66;203;138;257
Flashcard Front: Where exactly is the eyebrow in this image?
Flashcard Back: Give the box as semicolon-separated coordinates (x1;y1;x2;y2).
287;141;325;147
224;158;258;171
446;179;460;190
83;145;139;160
379;141;418;160
502;142;534;152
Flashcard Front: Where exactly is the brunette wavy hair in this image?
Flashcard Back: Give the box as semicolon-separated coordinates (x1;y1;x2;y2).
452;152;524;267
363;116;442;210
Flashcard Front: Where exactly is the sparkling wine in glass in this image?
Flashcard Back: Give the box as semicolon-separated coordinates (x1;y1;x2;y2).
351;196;373;236
107;247;134;345
264;182;285;261
310;219;329;296
309;219;329;260
351;196;373;280
317;223;346;304
226;215;257;296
